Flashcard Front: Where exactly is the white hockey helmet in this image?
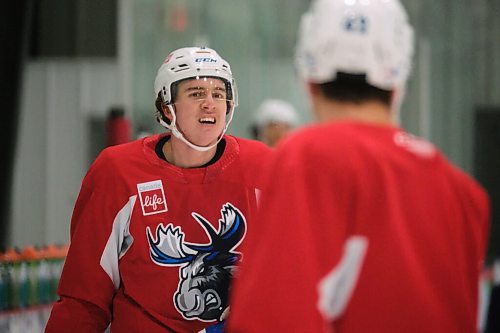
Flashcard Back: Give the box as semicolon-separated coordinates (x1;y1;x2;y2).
295;0;414;91
255;99;299;129
154;47;238;151
154;47;237;106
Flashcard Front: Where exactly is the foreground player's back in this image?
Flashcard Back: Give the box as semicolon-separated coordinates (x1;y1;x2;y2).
228;121;490;333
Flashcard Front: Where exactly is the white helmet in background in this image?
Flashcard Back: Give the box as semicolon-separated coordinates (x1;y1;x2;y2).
154;47;238;151
295;0;414;91
255;99;299;129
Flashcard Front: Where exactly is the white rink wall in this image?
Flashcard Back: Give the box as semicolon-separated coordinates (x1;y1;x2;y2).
10;60;121;247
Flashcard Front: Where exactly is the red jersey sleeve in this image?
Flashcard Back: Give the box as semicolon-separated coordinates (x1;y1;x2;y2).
46;149;131;332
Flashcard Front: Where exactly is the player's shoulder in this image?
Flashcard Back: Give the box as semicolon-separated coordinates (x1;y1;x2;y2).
227;135;273;158
277;121;358;155
90;137;147;174
222;135;273;187
447;163;489;204
285;121;403;149
99;138;143;161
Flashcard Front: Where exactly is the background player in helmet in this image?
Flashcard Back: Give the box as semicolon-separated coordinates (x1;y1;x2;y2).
250;99;299;148
45;47;272;333
227;0;490;332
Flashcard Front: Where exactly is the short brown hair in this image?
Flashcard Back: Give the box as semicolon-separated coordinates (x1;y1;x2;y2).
318;72;391;105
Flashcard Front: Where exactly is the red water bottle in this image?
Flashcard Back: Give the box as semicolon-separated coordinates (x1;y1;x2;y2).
106;107;131;146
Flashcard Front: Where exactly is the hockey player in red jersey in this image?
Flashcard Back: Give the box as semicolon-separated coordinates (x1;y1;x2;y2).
45;47;272;333
227;0;491;332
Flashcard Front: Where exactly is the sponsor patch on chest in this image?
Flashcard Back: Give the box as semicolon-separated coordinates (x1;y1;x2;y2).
137;180;168;215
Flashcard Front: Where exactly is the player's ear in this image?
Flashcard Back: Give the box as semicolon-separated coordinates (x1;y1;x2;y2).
307;81;321;97
161;104;173;121
306;82;324;121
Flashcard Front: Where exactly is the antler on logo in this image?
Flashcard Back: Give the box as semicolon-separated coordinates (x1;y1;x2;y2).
146;203;246;322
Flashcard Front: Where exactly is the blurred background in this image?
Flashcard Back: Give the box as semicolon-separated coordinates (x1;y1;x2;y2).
1;0;499;263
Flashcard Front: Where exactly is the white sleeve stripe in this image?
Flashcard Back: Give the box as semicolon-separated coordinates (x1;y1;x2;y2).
100;195;137;289
317;236;368;320
255;188;262;208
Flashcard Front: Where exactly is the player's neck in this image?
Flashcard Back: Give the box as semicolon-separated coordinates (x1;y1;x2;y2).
162;138;217;168
315;100;393;125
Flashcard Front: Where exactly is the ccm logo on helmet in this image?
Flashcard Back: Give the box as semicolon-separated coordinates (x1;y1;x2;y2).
195;57;217;63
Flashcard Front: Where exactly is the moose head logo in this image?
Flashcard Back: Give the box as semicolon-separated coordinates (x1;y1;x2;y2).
146;203;246;322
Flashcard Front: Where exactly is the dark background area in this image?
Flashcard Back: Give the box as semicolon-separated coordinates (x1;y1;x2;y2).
475;107;500;263
0;0;117;250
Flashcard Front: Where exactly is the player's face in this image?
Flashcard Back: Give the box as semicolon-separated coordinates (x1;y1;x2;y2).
173;77;229;148
260;121;293;147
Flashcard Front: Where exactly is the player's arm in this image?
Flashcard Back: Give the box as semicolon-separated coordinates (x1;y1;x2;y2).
45;151;130;332
45;296;110;332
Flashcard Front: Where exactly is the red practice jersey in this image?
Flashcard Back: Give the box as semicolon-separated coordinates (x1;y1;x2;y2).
227;121;490;333
45;134;272;333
